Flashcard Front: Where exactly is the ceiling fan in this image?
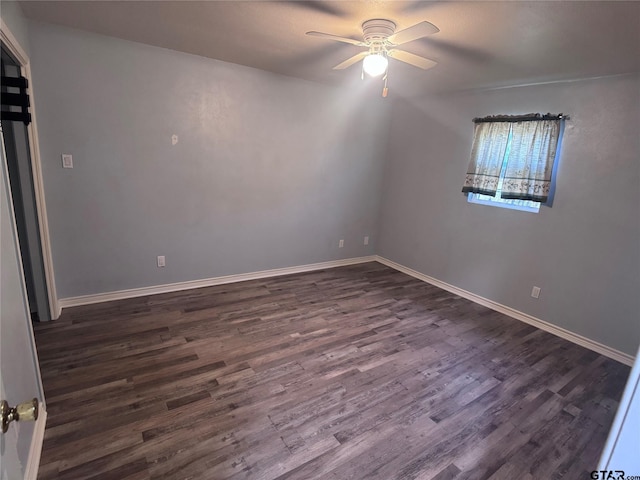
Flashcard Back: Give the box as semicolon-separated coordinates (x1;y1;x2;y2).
307;19;439;94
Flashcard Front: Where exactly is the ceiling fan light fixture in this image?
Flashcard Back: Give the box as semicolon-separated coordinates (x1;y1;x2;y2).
362;53;388;77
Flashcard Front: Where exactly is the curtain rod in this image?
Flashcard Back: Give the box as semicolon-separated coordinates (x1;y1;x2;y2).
473;113;569;123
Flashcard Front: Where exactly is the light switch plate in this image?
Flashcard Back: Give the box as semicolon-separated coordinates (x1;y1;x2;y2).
62;154;73;168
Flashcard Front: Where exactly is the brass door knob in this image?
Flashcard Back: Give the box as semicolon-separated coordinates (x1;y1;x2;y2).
1;398;39;433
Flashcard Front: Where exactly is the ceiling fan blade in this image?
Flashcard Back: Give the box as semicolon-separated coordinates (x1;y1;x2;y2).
333;51;369;70
387;21;439;45
387;49;437;70
306;31;366;47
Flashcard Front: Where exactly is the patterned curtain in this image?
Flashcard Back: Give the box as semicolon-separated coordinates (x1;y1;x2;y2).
500;119;560;202
461;122;511;196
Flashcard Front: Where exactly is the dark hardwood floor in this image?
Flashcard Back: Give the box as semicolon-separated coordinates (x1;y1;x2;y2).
34;262;630;480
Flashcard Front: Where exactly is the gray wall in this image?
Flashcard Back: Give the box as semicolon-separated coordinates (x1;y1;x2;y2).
28;22;389;298
1;1;30;56
378;74;640;356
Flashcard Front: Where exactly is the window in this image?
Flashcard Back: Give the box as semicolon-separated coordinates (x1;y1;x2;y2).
462;114;564;212
467;127;540;213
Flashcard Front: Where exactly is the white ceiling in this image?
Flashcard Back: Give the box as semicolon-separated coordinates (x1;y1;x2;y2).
18;1;640;96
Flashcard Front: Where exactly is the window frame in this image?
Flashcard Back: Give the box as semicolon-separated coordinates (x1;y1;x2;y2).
464;115;564;213
467;192;540;213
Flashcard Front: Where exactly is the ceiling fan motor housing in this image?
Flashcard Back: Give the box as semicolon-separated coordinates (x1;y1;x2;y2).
362;19;396;45
306;18;437;74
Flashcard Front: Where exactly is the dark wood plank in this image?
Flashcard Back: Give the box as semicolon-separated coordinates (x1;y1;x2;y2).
34;262;630;479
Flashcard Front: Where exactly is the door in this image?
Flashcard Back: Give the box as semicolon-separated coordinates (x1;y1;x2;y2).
0;122;46;479
598;346;640;476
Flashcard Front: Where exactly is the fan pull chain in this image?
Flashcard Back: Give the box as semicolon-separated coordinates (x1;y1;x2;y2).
382;72;389;97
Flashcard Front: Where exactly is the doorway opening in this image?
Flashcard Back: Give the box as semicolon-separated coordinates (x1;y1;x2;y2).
1;44;50;322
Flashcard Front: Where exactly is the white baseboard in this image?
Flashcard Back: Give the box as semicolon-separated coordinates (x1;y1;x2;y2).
24;404;46;480
58;256;377;309
57;254;634;366
375;256;634;366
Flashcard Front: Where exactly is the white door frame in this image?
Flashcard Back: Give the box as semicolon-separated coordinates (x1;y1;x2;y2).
1;20;49;479
1;19;59;319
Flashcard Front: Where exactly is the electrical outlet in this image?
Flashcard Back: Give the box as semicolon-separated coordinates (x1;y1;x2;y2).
339;239;344;248
531;286;541;299
62;154;73;168
364;236;369;246
157;255;166;268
